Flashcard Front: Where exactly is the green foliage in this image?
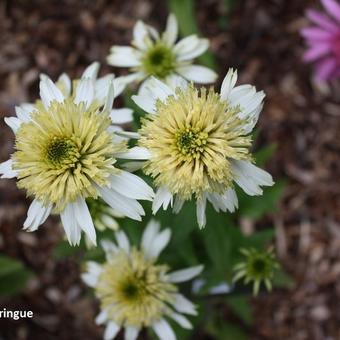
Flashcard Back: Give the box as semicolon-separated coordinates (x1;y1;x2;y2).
167;0;217;69
0;255;34;297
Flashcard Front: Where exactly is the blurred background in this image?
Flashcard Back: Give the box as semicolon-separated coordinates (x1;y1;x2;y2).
1;0;340;339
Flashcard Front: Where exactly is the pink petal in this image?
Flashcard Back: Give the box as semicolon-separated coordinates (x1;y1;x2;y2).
303;43;331;62
301;27;333;41
315;57;337;80
306;9;339;32
322;0;340;23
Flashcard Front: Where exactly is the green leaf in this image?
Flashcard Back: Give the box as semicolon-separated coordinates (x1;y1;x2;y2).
225;295;253;326
0;255;34;297
238;180;287;219
254;144;277;167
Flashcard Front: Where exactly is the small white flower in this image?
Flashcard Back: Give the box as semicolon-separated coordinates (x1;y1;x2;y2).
107;14;217;91
82;219;203;340
130;68;274;228
0;62;154;246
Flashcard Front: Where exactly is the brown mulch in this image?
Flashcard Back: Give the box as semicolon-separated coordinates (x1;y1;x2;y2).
0;0;340;339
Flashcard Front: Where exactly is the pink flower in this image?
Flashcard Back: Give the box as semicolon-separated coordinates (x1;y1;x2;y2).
301;0;340;81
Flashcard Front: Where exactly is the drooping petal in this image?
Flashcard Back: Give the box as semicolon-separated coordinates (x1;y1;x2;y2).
104;321;121;340
60;202;82;246
314;57;337;80
152;318;176;340
4;117;21;134
73;198;97;246
95;310;108;325
23;199;52;232
231;160;274;196
99;186;145;221
170;293;197;315
124;326;140;340
152;186;173;214
196;196;207;229
0;159;17;178
109;171;154;201
167;311;192;329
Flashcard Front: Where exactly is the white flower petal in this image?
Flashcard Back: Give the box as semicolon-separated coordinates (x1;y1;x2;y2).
145;228;171;260
176;65;217;84
133;20;150;50
107;46;141;67
81;261;102;287
207;188;238;213
131;90;156;113
23;199;52;232
174;34;201;55
95;74;115;102
74;78;95;109
231;160;274;196
104;321;120;340
220;68;238;101
196;197;207;229
152;318;176;340
73;198;97;246
60;203;82;246
109;171;154;201
114;146;152;160
170;293;197;315
40;77;65;109
163;13;178;47
99;186;144;221
110;108;134;124
4;117;21;133
114;130;140;139
141;219;160;251
176;38;209;61
112;76;129;98
168;265;204;283
124;326;140;340
95;310;108;325
15;106;32;122
172;196;185;214
168;311;192;329
164;74;188;91
82;61;100;80
121;161;145;172
101;240;119;255
102;78;115;113
152;187;173;214
115;230;130;253
57;73;72;96
0;159;17;179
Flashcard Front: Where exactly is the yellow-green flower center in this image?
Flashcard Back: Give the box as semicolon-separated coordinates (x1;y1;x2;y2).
139;86;253;200
45;137;80;167
95;249;176;327
142;43;176;78
176;127;208;159
13;99;127;211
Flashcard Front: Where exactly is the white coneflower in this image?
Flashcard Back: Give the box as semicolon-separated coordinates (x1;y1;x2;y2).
107;14;217;91
130;69;274;228
0;63;154;246
82;219;203;340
